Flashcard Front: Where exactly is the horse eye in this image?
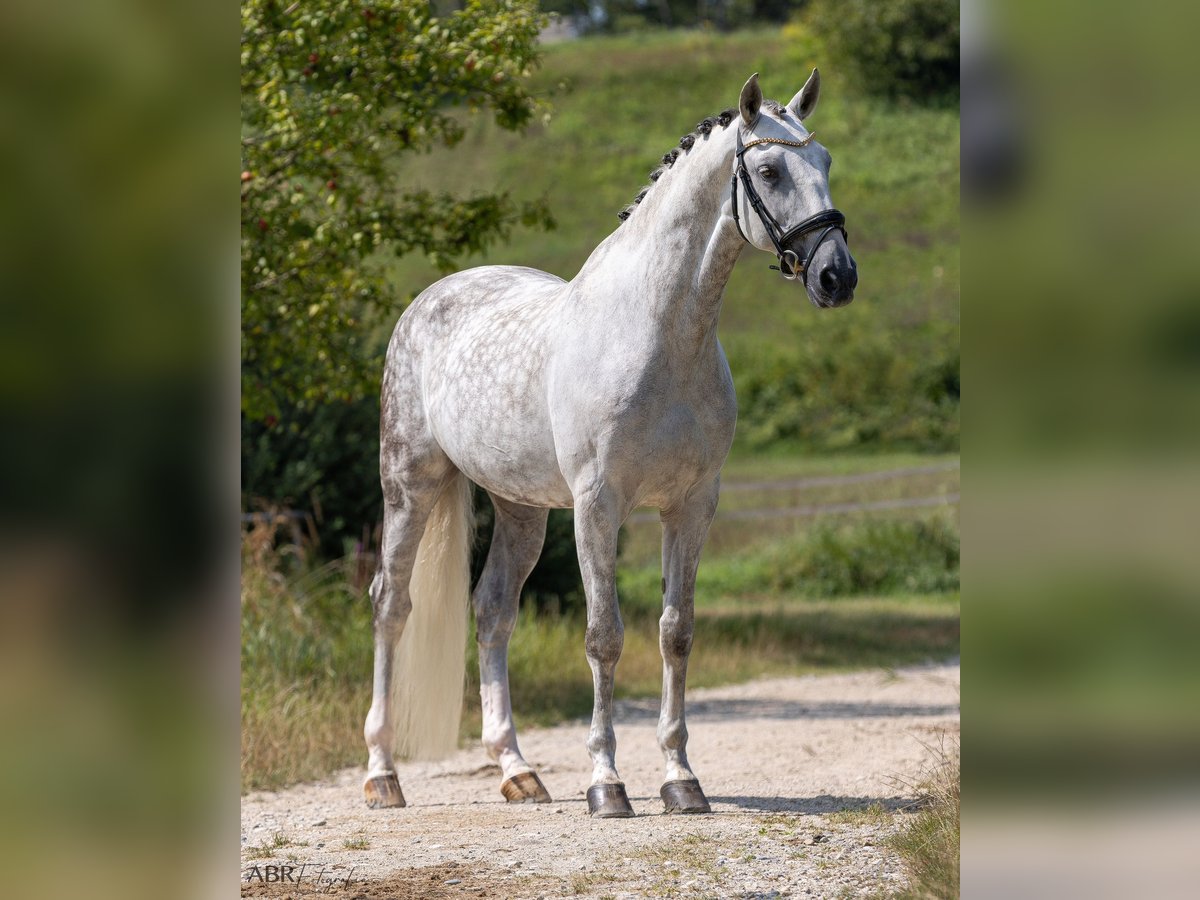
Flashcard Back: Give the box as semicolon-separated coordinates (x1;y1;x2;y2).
757;166;777;180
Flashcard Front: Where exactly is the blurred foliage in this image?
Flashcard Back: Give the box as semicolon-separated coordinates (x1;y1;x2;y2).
764;516;959;597
242;392;382;557
728;314;959;452
619;514;960;610
799;0;959;102
240;0;554;421
471;500;585;614
540;0;797;33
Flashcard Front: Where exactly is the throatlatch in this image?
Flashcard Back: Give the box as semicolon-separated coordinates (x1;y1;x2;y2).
730;130;849;281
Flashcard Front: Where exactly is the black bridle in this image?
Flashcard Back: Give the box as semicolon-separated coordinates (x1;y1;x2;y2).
731;129;848;282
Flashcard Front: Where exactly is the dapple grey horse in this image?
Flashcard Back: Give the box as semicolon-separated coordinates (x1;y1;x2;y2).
362;70;857;817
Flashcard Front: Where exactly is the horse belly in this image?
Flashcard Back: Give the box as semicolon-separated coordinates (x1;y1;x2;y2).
424;347;572;509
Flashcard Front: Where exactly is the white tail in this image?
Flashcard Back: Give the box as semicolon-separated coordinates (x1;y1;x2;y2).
391;474;474;760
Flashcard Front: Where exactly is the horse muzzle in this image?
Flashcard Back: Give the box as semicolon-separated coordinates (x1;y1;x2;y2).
808;255;857;308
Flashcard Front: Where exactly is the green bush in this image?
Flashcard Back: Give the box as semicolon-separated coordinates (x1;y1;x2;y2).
804;0;959;102
766;517;960;597
728;317;959;453
242;394;383;558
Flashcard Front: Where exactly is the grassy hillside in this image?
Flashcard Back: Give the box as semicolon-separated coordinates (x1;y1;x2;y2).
381;27;959;451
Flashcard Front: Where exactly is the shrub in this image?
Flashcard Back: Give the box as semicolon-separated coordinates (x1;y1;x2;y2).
766;517;960;597
728;319;960;454
804;0;959;102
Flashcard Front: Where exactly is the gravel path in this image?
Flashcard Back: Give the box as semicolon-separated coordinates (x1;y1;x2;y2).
241;661;959;898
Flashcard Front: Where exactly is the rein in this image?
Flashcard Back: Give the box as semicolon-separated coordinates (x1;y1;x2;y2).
730;129;848;281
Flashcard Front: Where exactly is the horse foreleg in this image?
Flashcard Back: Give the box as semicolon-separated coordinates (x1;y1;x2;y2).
657;479;720;814
574;481;633;817
474;496;551;803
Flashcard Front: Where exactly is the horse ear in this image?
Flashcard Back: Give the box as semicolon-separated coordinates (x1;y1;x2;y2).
739;73;763;126
788;67;821;121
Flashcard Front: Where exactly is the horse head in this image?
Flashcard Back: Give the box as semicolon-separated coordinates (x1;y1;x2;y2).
732;70;858;308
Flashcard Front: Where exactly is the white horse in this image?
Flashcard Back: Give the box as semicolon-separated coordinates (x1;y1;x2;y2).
362;70;857;817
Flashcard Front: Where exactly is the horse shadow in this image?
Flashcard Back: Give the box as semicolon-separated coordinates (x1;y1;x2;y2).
704;794;918;814
612;697;959;723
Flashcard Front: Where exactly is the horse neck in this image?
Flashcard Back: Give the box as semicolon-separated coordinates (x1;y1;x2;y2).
574;126;744;353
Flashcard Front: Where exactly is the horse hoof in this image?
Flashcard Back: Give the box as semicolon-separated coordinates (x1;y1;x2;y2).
586;783;635;818
501;771;552;804
363;774;406;809
660;779;712;814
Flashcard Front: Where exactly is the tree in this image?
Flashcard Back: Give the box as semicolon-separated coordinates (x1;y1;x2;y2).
804;0;959;102
241;0;554;420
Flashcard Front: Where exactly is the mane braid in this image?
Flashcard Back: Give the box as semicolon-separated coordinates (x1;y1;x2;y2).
616;106;738;222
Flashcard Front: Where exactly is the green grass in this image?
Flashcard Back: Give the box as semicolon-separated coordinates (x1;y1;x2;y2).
244;833;305;860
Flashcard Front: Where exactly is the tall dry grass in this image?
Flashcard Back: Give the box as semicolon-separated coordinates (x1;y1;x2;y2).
241;510;376;792
890;737;961;899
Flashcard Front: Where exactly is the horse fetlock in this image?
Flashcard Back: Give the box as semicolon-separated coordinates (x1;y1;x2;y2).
657;717;689;752
480;722;518;760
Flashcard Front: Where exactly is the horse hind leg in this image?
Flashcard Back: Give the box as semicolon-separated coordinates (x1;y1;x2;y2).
362;463;461;809
474;494;552;803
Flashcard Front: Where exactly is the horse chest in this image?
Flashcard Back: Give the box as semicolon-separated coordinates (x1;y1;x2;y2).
555;349;736;503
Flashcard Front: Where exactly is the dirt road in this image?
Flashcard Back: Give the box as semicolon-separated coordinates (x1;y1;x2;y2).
241;661;959;898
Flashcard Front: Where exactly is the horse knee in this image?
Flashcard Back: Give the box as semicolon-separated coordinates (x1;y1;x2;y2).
659;608;693;661
585;619;624;667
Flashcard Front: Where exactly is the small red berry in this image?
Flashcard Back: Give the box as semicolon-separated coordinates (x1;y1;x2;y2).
308;53;319;64
327;179;337;190
257;218;268;231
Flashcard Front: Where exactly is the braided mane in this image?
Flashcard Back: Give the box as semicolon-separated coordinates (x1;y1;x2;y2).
616;100;793;222
616;107;737;222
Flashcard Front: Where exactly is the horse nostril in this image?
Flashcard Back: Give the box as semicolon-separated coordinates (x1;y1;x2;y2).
819;267;840;294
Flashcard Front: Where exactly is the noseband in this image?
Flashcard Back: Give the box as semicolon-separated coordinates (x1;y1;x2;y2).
731;129;849;281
